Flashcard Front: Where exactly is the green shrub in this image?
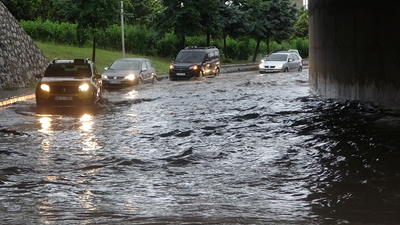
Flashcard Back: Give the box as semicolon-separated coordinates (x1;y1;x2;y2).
290;37;309;58
20;19;78;45
97;24;122;51
20;19;306;61
154;32;178;58
125;25;154;55
186;36;207;47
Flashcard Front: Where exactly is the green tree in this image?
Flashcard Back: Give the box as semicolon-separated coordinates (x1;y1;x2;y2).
123;0;163;26
245;0;298;61
2;0;57;21
54;0;120;46
154;0;202;49
219;0;251;58
198;0;222;46
294;7;309;38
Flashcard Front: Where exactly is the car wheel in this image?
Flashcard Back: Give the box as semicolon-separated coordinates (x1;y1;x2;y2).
135;77;142;85
298;66;302;72
284;67;289;72
152;75;158;84
138;78;143;85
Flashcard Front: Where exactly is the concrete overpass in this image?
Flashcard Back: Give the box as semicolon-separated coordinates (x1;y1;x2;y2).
309;0;400;111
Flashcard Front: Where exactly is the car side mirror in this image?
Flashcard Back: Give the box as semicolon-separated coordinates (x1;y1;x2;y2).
94;74;102;79
142;68;148;72
104;67;108;71
288;58;294;62
172;58;175;62
261;59;265;63
35;74;43;78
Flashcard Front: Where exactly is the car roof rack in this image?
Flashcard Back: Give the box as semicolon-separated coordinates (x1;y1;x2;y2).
184;46;217;50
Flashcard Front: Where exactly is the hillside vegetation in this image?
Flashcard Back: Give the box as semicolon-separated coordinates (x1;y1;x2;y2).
36;42;172;75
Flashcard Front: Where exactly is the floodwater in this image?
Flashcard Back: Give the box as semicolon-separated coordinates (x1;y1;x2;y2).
1;70;400;224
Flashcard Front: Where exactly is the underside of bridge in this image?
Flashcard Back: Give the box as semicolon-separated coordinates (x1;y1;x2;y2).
309;0;400;111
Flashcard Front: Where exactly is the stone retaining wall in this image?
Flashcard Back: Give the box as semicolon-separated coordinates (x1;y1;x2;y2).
0;2;49;89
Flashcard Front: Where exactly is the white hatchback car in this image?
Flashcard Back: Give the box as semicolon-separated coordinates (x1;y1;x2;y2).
259;51;302;73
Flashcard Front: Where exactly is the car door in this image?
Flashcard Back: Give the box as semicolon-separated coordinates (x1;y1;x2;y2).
288;54;296;71
91;64;102;99
145;60;156;80
202;52;213;76
140;60;149;82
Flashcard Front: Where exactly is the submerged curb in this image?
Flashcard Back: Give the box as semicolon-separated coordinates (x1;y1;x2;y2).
0;93;35;107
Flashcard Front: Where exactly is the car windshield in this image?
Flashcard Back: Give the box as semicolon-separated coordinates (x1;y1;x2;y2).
44;63;91;78
175;52;204;63
266;54;288;61
109;60;140;70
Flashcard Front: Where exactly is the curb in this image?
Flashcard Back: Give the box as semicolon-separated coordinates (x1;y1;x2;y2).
0;94;35;107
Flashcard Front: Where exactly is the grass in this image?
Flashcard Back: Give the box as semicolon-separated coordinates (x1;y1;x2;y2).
36;42;172;76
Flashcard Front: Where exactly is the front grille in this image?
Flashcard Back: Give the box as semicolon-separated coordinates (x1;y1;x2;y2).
264;66;276;68
172;68;190;72
110;76;124;80
50;86;79;94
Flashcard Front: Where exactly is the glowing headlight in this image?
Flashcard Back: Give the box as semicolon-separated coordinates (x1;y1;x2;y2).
40;84;50;92
125;74;136;81
169;65;174;69
189;65;198;70
275;65;283;69
259;63;264;68
79;83;90;92
102;75;108;79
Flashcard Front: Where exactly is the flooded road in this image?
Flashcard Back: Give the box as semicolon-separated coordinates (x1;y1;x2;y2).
1;70;400;224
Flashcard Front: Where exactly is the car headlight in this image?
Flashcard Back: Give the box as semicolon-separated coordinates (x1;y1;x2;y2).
169;65;174;70
125;74;136;81
102;75;108;79
189;65;198;70
40;84;50;92
275;65;283;69
259;63;264;68
79;83;90;92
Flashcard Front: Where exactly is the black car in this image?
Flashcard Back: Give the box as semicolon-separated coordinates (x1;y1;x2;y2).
169;46;220;80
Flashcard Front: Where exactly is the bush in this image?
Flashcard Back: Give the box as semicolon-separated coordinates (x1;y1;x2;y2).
290;37;309;58
20;19;78;45
20;19;307;61
97;24;122;51
154;32;178;58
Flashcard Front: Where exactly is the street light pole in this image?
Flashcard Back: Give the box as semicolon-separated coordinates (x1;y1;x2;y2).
121;1;125;58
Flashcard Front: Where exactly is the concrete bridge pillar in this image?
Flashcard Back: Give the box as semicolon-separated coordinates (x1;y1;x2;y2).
309;0;400;110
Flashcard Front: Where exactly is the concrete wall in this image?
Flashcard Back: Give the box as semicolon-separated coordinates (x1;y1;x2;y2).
0;2;48;89
309;0;400;110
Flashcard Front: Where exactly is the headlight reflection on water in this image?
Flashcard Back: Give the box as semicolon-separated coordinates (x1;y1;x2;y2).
126;89;139;99
80;114;93;132
79;114;102;152
39;116;53;134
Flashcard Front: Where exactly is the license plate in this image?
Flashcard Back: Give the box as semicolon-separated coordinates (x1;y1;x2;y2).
55;96;73;101
110;80;121;84
176;73;185;76
266;69;273;72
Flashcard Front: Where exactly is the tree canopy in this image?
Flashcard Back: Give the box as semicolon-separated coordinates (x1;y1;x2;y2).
4;0;304;59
